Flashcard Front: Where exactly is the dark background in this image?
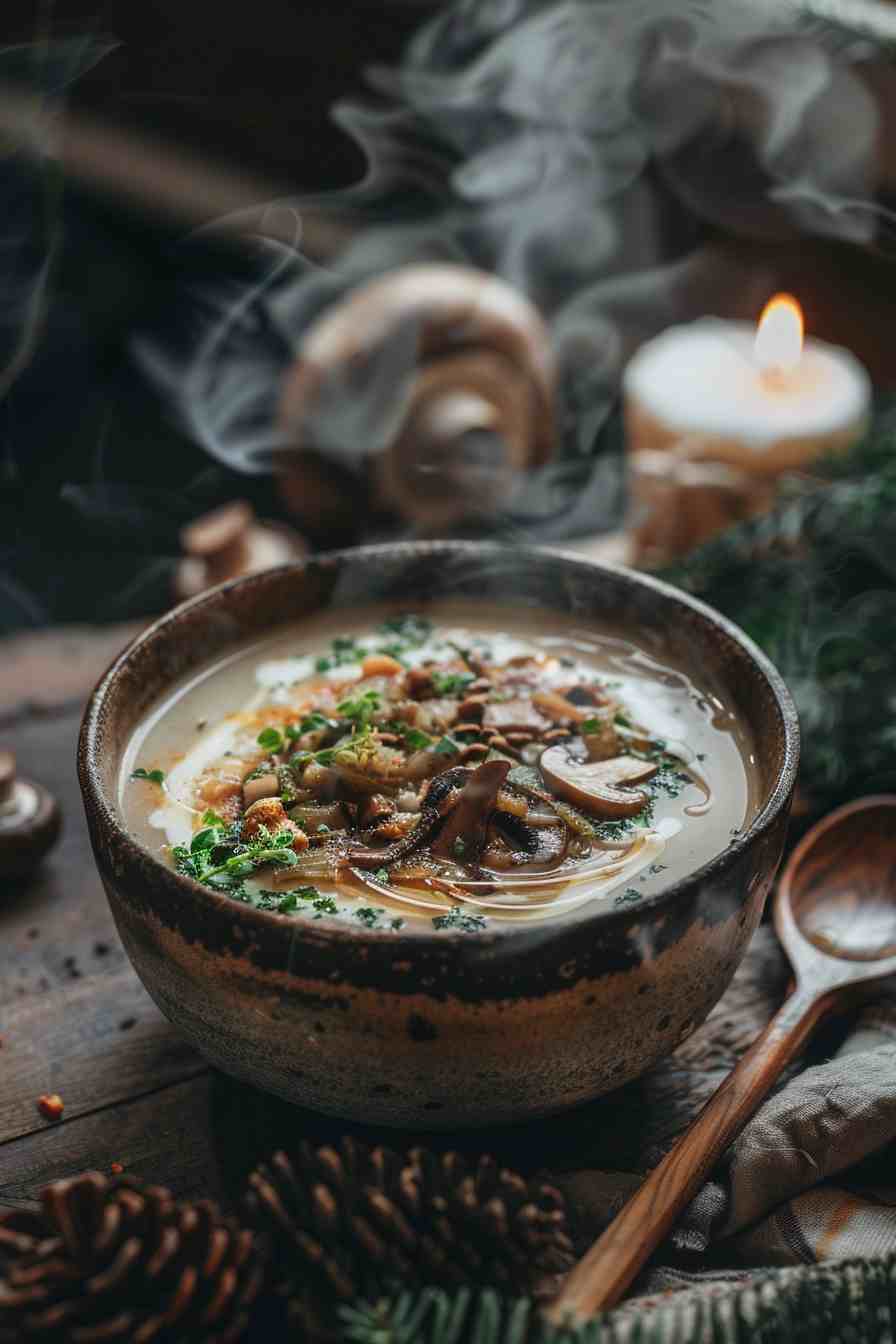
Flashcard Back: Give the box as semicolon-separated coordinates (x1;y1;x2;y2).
0;1;438;632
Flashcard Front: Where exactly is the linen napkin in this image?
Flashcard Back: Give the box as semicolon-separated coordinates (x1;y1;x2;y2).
556;1000;896;1289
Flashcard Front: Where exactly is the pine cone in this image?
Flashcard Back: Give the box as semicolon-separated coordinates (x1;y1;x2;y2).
245;1140;575;1336
0;1172;265;1343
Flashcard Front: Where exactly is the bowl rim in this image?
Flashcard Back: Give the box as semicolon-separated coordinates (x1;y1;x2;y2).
78;540;800;946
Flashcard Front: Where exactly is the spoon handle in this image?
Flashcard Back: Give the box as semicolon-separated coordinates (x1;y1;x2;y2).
546;982;832;1325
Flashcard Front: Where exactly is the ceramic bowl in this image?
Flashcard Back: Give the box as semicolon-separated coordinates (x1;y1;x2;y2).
78;543;799;1129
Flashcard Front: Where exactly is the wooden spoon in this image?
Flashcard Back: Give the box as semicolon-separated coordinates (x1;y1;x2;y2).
547;795;896;1326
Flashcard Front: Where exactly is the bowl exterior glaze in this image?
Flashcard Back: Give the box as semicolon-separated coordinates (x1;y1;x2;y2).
78;544;799;1129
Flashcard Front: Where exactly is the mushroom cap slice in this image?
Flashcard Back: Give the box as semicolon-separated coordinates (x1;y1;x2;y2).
539;749;658;819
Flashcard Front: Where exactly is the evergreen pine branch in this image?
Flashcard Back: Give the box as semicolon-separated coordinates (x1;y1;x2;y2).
663;414;896;811
336;1255;896;1344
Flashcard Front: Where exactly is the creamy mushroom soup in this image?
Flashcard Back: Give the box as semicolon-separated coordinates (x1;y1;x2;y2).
121;602;759;931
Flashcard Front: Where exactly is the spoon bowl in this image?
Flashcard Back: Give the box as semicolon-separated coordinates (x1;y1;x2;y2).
549;794;896;1325
777;795;896;968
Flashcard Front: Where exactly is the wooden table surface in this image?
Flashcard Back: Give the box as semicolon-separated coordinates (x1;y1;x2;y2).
0;622;799;1218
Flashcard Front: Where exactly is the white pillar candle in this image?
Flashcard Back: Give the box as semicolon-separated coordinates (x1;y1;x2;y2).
623;296;871;563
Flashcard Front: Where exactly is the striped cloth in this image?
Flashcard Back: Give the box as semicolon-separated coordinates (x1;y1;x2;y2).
675;1002;896;1273
557;1001;896;1303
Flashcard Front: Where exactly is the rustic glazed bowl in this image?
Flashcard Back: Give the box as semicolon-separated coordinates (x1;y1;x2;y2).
79;543;799;1129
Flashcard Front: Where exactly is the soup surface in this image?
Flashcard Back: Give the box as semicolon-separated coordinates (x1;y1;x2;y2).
121;602;759;931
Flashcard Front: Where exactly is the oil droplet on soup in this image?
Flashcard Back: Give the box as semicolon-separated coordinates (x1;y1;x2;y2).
120;602;759;931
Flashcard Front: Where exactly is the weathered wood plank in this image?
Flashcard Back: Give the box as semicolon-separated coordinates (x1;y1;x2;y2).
0;1074;219;1212
0;969;204;1144
0;623;143;719
0;709;129;1015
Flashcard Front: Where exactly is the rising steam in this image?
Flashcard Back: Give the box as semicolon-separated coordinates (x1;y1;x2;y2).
138;0;886;534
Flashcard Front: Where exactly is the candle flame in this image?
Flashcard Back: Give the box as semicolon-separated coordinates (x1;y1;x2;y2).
754;294;803;375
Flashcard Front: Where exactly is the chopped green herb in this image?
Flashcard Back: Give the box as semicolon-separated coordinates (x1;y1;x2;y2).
648;862;668;874
256;726;284;753
291;711;333;737
696;753;707;762
614;888;643;906
254;885;331;916
433;735;460;756
580;718;602;735
130;767;165;785
432;906;487;932
376;614;432;648
354;906;384;928
190;825;223;854
313;635;365;674
291;745;338;770
173;821;298;892
430;670;475;697
316;824;330;834
391;918;405;930
452;837;467;858
396;725;432;752
614;712;632;728
374;867;390;884
201;809;225;827
337;690;382;730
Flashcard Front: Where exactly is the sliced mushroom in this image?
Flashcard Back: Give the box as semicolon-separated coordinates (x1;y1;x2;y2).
346;767;469;868
489;810;568;867
539;749;658;819
482;699;550;735
243;772;280;808
431;759;511;861
531;690;593;725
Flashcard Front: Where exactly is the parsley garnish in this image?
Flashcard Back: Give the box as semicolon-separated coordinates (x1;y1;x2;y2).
376;614;432;648
580;718;602;735
355;906;385;928
430;670;474;697
314;635;363;673
432;906;487;932
374;867;390;883
337;690;381;729
288;711;334;739
291;746;338;770
256;726;284;753
173;822;298;892
614;888;642;906
452;837;467;858
254;885;330;916
433;735;460;756
131;768;165;785
393;725;432;752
